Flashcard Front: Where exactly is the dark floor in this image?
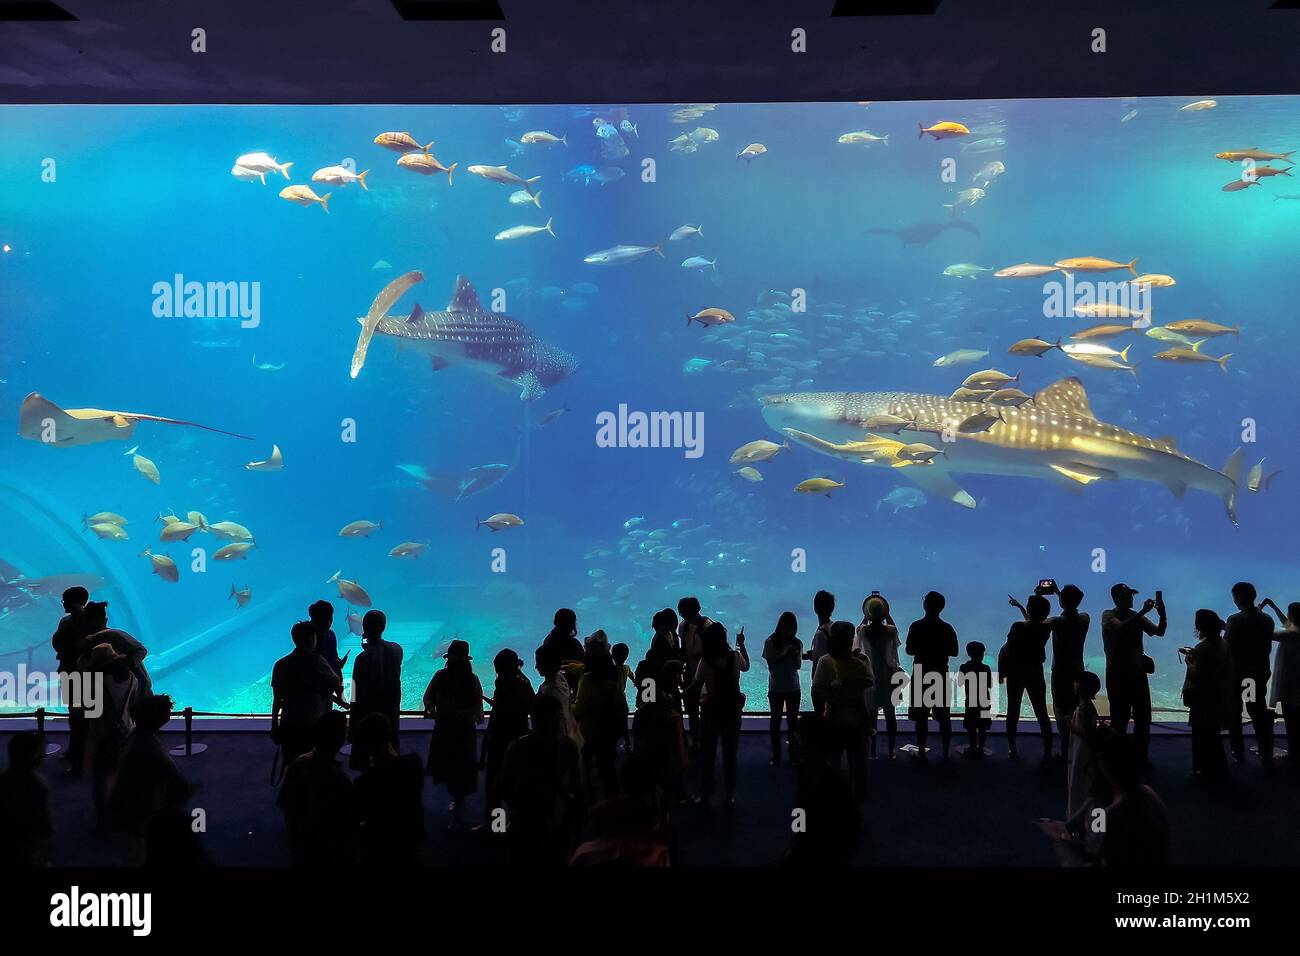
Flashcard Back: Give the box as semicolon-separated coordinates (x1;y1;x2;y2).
8;727;1297;867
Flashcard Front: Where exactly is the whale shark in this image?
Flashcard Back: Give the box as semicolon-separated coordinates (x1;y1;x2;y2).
760;377;1244;524
361;275;579;401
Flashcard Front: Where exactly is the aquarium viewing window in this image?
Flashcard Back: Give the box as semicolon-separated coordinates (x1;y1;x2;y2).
1;97;1295;720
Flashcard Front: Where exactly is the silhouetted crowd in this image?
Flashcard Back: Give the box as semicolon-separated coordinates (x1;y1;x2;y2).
1;579;1296;867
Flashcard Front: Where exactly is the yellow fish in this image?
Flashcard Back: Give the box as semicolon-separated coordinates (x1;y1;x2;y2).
1054;256;1139;276
278;185;330;213
918;121;970;140
795;477;845;496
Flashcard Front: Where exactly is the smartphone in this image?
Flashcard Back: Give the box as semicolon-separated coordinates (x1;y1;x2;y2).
1155;589;1164;604
1038;578;1057;594
870;590;881;597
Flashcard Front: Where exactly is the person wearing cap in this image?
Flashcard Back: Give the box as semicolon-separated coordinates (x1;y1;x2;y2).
855;595;900;758
1101;583;1166;767
349;609;403;772
1224;582;1275;762
51;586;92;774
423;639;484;829
482;648;533;818
1181;609;1236;780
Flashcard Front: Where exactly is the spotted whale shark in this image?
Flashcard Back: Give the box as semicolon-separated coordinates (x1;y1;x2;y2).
760;377;1244;524
362;275;578;401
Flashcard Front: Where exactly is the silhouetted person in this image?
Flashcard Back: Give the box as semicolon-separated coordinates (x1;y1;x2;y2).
1225;581;1275;761
353;713;425;864
1001;594;1054;762
1181;610;1235;782
691;621;749;807
1101;583;1166;767
676;597;712;750
1260;598;1300;753
0;732;51;867
537;608;584;687
806;590;836;713
1066;672;1103;827
612;642;634;753
1095;734;1170;867
308;599;346;677
349;609;402;771
905;591;959;759
84;642;139;834
763;610;803;766
109;693;188;864
535;646;582;752
482;649;534;818
501;693;582;865
272;621;344;765
783;714;859;866
575;638;626;800
646;607;683;671
79;600;152;697
959;641;992;756
1049;585;1089;756
855;595;900;758
632;660;688;803
423;639;483;829
276;711;355;866
814;621;873;801
51;585;92;774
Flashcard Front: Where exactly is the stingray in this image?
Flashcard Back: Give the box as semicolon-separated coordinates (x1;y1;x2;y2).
864;220;980;246
18;393;252;447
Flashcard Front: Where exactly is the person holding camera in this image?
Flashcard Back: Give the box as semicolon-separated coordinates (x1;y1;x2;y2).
1101;583;1166;769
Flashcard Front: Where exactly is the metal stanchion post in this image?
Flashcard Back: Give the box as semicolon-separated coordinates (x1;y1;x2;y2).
36;707;62;756
168;706;208;757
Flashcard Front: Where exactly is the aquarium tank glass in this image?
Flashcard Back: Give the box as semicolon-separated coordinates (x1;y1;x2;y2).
2;98;1296;716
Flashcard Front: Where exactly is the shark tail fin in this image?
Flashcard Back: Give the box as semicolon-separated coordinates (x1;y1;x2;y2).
446;162;457;185
357;170;369;191
319;192;331;214
1222;447;1245;526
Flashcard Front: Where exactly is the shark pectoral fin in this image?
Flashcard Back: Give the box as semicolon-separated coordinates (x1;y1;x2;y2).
1162;478;1188;499
429;356;449;372
897;466;976;508
514;370;545;401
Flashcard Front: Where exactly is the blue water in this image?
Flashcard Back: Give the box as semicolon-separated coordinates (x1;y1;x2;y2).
2;98;1297;714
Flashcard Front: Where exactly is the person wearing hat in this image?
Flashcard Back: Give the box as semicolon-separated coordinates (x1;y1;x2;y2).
422;639;484;829
482;648;534;819
1181;609;1236;780
1101;583;1166;768
78;601;152;697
